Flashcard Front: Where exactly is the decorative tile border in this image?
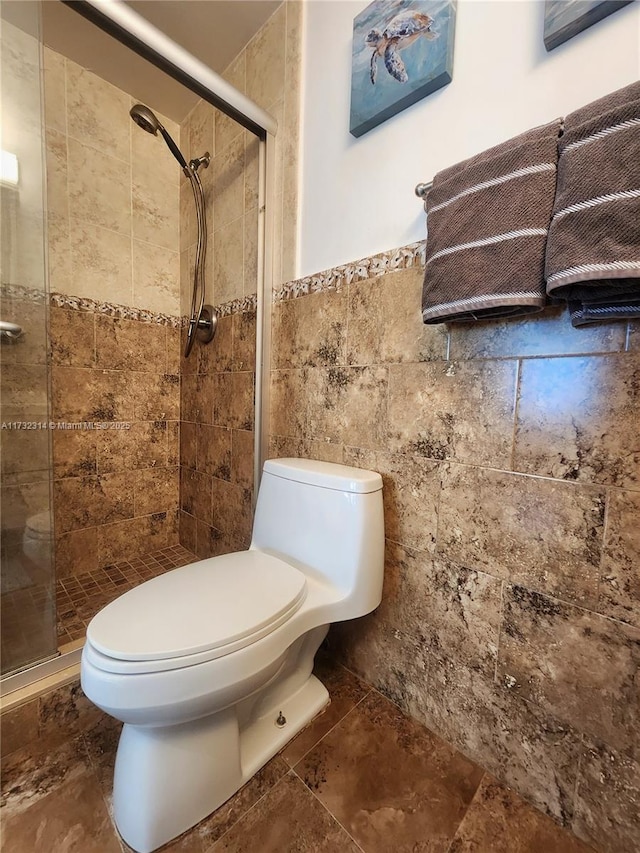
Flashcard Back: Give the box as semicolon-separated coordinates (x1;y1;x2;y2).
1;283;48;305
50;293;182;328
274;240;427;303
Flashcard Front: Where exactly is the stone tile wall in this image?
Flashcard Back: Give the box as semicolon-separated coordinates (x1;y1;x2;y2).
50;307;180;575
178;1;302;556
39;49;183;579
43;48;181;315
269;255;640;853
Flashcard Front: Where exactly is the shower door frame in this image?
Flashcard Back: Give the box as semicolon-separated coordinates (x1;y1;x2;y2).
1;0;277;697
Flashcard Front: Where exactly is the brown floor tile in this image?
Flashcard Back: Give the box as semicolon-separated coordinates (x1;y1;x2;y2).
296;691;484;853
209;771;362;853
281;655;370;767
1;766;121;853
449;774;596;853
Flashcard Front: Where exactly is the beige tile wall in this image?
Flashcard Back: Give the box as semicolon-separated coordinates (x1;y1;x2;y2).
40;48;183;577
268;261;640;853
178;1;302;556
43;48;181;316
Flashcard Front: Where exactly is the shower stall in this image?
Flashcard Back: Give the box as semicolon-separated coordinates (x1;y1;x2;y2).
0;0;285;690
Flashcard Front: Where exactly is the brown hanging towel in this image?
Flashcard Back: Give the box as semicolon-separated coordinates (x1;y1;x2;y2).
421;119;562;324
545;81;640;326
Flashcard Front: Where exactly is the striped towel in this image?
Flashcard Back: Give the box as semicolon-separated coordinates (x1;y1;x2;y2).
421;120;562;324
545;81;640;326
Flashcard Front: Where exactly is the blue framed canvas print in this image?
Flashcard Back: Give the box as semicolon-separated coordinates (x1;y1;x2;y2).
543;1;632;51
350;0;456;138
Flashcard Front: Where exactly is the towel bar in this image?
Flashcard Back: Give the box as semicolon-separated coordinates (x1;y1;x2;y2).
415;181;433;212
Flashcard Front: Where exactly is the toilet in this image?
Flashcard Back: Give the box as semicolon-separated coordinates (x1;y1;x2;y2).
22;510;54;571
81;457;384;853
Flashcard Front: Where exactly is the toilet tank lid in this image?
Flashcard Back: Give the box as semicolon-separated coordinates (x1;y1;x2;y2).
263;458;382;494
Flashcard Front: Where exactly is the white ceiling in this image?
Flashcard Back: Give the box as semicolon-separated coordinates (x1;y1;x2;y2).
41;0;280;123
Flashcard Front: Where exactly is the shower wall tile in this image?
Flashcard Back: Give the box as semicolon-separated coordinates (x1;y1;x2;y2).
180;420;197;470
51;366;134;423
132;156;181;253
232;310;256;372
245;3;287;112
65;61;131;162
95;315;166;372
132;239;180;317
244;131;260;214
45;129;69;232
55;527;99;579
211;477;253;545
216;53;246;152
132;373;180;420
187;98;215;162
96;511;176;567
243;209;259;296
212;135;245;231
53;473;134;535
213;217;244;305
52;430;97;479
96;421;169;473
42;47;66;134
0;299;48;367
69;224;133;305
197;424;232;480
134;467;179;517
199;315;233;374
49;306;95;368
130;103;180;188
231;429;255;491
67;138;131;235
514;353;640;490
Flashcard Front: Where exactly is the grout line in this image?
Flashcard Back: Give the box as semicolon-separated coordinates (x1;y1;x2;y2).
443;772;487;853
201;768;292;852
287;687;373;770
289;767;367;853
510;358;522;471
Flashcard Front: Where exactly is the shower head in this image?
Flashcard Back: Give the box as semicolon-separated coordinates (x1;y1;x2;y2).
130;103;188;170
130;103;161;135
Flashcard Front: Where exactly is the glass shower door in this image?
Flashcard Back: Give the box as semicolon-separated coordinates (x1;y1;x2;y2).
1;1;57;675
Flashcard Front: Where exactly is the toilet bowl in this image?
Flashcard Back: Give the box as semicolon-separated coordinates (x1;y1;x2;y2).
22;511;53;571
81;458;384;853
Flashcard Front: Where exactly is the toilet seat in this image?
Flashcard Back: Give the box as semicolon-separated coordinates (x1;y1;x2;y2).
25;511;53;541
86;550;307;674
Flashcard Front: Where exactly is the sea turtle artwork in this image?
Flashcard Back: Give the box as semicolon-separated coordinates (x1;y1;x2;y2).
366;11;439;85
350;1;457;138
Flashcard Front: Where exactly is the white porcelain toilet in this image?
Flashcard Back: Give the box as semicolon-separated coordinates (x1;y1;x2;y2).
81;458;384;853
22;511;54;572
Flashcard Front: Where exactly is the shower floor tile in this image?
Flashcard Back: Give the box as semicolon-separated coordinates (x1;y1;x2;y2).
0;655;598;853
55;545;195;645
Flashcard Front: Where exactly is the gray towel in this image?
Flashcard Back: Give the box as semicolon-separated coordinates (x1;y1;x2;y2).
545;81;640;326
421;120;562;324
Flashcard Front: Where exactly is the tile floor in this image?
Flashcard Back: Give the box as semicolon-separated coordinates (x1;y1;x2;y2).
55;545;196;645
0;654;598;853
1;545;195;676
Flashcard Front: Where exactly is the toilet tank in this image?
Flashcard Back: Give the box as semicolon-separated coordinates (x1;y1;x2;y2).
251;458;384;618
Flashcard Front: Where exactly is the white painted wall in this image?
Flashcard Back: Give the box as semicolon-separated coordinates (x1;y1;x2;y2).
298;0;640;276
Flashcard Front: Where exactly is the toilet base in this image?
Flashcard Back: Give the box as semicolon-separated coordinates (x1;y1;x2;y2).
113;674;330;853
